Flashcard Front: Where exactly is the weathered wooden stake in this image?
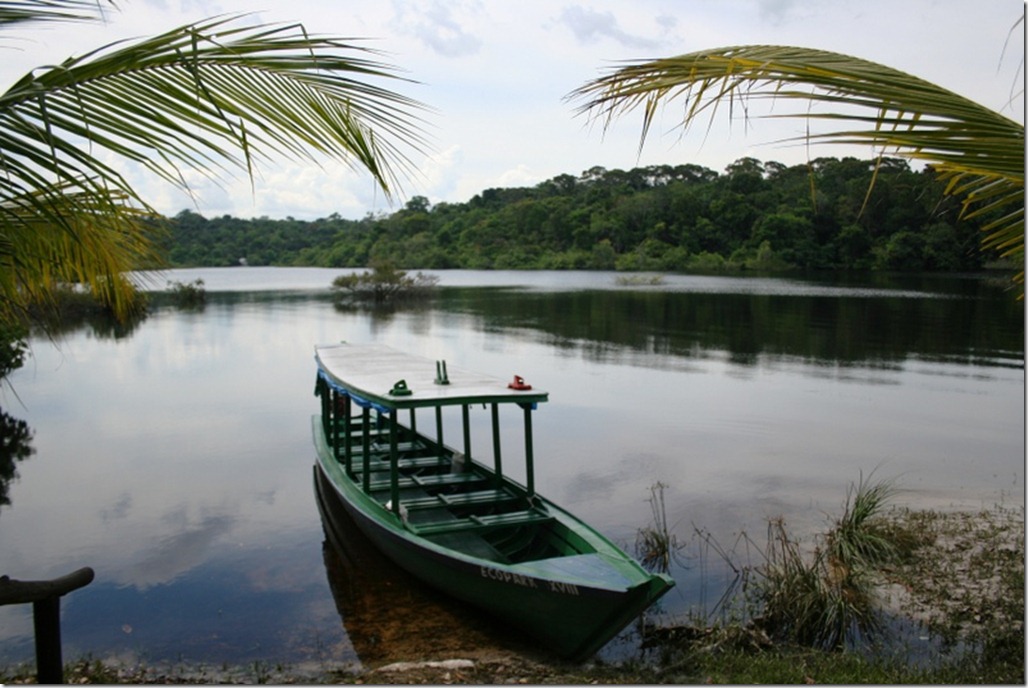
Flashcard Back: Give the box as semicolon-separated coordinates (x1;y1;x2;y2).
33;596;63;684
0;567;95;684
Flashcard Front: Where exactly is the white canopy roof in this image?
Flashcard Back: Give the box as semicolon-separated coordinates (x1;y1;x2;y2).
315;343;549;410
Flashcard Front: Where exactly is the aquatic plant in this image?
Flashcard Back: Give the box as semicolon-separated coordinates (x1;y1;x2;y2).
884;503;1025;680
167;279;206;309
331;261;439;305
826;474;898;569
751;475;898;650
614;274;665;286
634;482;685;574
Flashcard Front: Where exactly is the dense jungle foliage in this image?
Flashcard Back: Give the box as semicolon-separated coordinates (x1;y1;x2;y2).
162;156;999;273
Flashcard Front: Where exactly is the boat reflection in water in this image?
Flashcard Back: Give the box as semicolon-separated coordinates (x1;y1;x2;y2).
311;344;673;662
315;466;543;668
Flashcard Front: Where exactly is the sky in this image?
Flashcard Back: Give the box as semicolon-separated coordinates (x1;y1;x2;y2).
3;0;1025;221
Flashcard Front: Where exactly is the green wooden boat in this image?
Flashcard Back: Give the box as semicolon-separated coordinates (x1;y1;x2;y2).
312;343;674;661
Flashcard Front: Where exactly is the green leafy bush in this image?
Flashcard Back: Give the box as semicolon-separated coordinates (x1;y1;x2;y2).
331;262;439;304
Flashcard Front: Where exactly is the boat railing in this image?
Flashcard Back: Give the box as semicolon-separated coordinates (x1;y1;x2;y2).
315;370;543;519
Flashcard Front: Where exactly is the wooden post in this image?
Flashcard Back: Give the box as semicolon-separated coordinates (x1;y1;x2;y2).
491;403;502;486
361;406;372;493
435;407;444;451
390;412;400;516
461;404;471;466
332;390;342;460
318;377;331;438
523;404;535;498
343;394;353;478
33;596;62;685
0;567;95;685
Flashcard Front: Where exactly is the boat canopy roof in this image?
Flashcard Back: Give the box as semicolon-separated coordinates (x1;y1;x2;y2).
315;343;549;411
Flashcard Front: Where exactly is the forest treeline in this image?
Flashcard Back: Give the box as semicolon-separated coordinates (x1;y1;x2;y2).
162;156;999;272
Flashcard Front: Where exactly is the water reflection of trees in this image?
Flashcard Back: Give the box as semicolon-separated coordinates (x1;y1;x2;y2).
437;284;1024;369
0;409;34;510
28;301;148;340
15;276;1023;370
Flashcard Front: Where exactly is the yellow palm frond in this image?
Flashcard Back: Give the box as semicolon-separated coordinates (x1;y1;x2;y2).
0;183;163;323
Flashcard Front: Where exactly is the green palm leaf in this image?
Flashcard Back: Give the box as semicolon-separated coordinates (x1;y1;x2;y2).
569;45;1024;291
0;0;109;28
1;5;430;323
1;14;429;202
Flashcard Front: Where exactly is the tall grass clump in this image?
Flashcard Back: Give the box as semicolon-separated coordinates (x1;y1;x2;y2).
635;482;685;574
826;476;898;567
751;475;898;651
644;476;1022;683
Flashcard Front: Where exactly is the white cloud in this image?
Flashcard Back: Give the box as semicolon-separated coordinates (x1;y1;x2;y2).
390;0;484;57
496;163;542;189
756;0;799;24
558;5;662;49
414;144;465;200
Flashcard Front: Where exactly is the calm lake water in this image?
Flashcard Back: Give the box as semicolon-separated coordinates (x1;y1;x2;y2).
0;268;1023;670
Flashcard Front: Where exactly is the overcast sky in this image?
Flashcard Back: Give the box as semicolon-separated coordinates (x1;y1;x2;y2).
4;0;1025;220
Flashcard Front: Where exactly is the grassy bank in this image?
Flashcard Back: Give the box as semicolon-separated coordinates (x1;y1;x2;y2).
623;493;1024;685
1;502;1022;684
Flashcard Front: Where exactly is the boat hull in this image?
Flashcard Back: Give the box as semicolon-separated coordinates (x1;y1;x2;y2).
312;418;672;661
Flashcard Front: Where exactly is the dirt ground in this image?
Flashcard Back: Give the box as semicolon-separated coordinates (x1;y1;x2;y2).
347;656;636;685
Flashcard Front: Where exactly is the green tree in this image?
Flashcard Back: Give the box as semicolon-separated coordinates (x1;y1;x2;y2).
750;212;817;267
570;42;1024;293
1;1;428;326
875;231;926;271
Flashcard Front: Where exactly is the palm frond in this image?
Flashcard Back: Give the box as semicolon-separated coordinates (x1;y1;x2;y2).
0;0;112;29
0;14;431;202
0;181;164;323
569;45;1024;289
0;12;432;326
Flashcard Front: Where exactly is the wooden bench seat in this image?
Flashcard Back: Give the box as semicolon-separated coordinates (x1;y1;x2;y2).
344;440;427;455
401;488;518;511
368;471;485;492
370;440;427;454
406;509;552;536
470;510;552;528
439;489;519;507
359;455;449;472
412;472;485;487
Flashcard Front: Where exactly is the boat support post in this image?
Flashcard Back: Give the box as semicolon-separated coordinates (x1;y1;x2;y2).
389;411;400;516
522;403;535;498
332;390;343;462
461;405;472;469
318;376;331;440
361;406;372;493
491;403;502;487
435;407;444;453
343;394;354;478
